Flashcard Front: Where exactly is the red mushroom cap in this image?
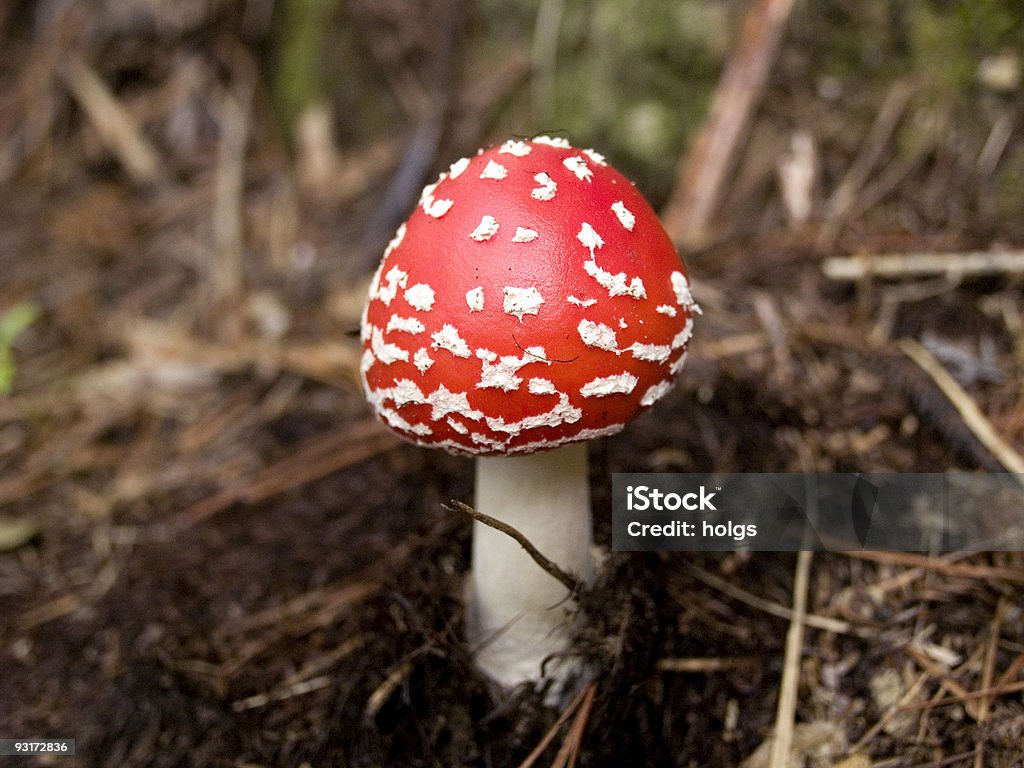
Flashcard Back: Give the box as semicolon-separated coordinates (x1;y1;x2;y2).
360;136;697;455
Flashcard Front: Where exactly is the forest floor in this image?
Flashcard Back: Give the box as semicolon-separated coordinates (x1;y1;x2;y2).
0;1;1023;766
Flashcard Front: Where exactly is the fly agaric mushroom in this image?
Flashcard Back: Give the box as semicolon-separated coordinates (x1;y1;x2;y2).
360;136;696;693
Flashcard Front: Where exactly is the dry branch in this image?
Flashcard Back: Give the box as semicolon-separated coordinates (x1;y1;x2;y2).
662;0;795;250
59;54;167;187
447;500;582;594
212;86;252;313
824;250;1024;281
767;550;812;768
900;339;1024;478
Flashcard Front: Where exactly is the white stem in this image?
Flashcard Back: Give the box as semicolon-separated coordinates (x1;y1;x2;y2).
466;442;593;693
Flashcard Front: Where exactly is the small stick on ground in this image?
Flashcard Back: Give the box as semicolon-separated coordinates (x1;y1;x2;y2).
689;565;860;636
550;680;597;768
59;54;167;187
823;249;1024;281
212;83;253;318
843;550;1024;584
517;680;597;768
447;500;582;595
767;549;812;768
656;656;756;673
849;670;933;754
661;0;796;249
900;339;1024;480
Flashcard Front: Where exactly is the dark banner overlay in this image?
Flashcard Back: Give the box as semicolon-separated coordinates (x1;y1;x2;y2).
612;474;1024;552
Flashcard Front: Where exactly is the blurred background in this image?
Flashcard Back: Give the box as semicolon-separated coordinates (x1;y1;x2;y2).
1;0;1023;765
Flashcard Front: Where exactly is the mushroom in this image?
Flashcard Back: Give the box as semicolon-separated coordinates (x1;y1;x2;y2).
360;136;696;695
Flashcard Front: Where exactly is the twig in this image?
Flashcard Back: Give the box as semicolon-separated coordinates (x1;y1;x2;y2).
662;0;796;249
753;292;792;385
517;680;595;768
447;500;582;594
849;670;931;753
897;679;1024;712
973;596;1007;768
977;112;1014;177
232;674;332;711
363;660;414;720
842;550;1024;584
59;54;167;187
768;549;812;768
688;565;863;636
819;79;916;244
900;339;1024;479
174;420;401;529
550;680;597;768
656;656;756;673
823;249;1024;281
212;83;252;313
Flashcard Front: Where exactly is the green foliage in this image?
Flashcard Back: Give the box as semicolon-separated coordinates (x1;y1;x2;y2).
908;0;1024;93
0;301;38;396
270;0;342;139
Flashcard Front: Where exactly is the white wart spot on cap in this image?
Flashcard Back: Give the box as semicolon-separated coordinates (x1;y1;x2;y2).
386;315;425;335
404;283;435;311
670;350;689;375
672;317;694;349
512;227;538;243
469;215;500;241
476;347;547;392
465;286;484;312
431;324;471;358
503;286;545;320
527;378;557;395
360;347;375;373
388;378;425;409
383;222;406;259
567;295;598;308
611;201;635;231
531;172;557;201
583;148;607;165
413;348;434;372
470;432;506;451
374;265;408;306
447;417;469;434
671;271;697;310
425;198;454;218
640;380;674;407
576;222;604;255
427;384;484;421
480;160;508;180
378;406;431;437
628;342;672;363
511;423;625;454
532;135;572;149
656;304;677;317
418;178;444;215
448;156;470;179
485;392;581;436
583;258;646;300
370;326;409;365
563;155;593;182
580;372;639;398
577;319;618;351
499;139;532;157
